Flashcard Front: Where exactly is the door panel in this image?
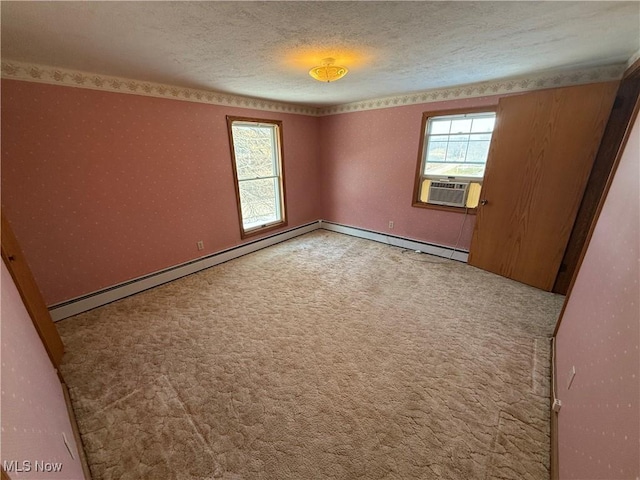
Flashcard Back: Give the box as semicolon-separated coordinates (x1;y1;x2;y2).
469;82;618;291
1;212;64;367
554;73;640;294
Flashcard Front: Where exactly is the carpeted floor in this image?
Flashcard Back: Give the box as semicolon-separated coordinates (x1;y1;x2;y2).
57;230;564;480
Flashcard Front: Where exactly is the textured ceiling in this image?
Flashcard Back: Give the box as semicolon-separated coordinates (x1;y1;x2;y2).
2;1;639;107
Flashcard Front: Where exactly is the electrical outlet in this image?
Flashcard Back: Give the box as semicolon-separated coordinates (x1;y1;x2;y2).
388;221;394;229
196;241;204;251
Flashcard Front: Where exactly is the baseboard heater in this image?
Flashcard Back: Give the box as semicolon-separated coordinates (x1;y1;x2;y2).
49;220;468;321
48;221;321;321
319;221;469;263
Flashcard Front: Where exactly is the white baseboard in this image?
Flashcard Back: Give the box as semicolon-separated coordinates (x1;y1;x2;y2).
49;221;321;321
319;221;469;263
49;219;468;321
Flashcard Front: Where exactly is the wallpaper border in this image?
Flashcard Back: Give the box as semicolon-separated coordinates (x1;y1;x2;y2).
0;60;319;115
318;64;625;115
1;60;626;116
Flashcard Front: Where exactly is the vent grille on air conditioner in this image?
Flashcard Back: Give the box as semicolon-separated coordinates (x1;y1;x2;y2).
427;181;469;207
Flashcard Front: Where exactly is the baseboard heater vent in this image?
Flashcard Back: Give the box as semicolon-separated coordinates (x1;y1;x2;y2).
428;181;469;207
48;221;321;321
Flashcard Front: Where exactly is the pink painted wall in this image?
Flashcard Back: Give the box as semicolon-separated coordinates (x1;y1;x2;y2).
555;115;639;479
318;96;502;249
1;80;320;305
1;261;86;479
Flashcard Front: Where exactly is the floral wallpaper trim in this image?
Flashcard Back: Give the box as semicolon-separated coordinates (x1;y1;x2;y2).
0;60;319;116
1;60;626;117
318;64;625;115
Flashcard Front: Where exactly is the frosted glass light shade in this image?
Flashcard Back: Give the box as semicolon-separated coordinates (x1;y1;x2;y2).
309;58;348;82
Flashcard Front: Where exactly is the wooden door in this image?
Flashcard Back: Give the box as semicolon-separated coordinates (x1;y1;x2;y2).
1;211;64;367
468;82;617;291
554;67;640;294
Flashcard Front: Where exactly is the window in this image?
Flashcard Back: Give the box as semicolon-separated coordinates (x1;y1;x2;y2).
227;116;287;237
413;108;496;210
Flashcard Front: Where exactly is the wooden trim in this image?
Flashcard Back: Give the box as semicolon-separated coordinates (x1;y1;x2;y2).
553;85;640;336
550;337;559;480
226;116;288;240
240;220;288;239
1;211;64;368
550;408;559;480
412;112;431;206
412;106;498;209
62;383;92;480
1;467;12;480
416;106;499;121
550;406;559;478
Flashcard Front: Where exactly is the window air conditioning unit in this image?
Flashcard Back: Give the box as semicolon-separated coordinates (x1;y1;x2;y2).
427;181;469;207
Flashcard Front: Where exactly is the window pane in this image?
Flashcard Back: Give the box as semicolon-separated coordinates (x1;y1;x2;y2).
231;125;277;180
465;141;491;164
426;141;448;163
445;137;468;162
429;120;450;135
238;177;280;228
424;163;485;178
469;133;492;142
228;117;286;236
424;162;455;175
450;119;472;134
448;133;470;143
421;111;496;182
471;117;495;133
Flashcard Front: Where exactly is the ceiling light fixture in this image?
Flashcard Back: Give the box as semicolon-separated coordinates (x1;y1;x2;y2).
309;58;348;83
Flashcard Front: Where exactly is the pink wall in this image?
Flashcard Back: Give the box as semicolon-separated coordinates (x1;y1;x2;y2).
1;261;86;479
318;96;502;249
555;115;639;479
1;80;320;305
1;79;502;307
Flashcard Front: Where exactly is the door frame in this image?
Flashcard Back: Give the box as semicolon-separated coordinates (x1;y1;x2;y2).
1;211;64;369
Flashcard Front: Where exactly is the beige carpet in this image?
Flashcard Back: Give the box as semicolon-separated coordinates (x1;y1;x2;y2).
57;230;564;480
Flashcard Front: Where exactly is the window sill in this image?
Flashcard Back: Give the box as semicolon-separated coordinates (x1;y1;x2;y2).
412;202;477;215
241;220;288;239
